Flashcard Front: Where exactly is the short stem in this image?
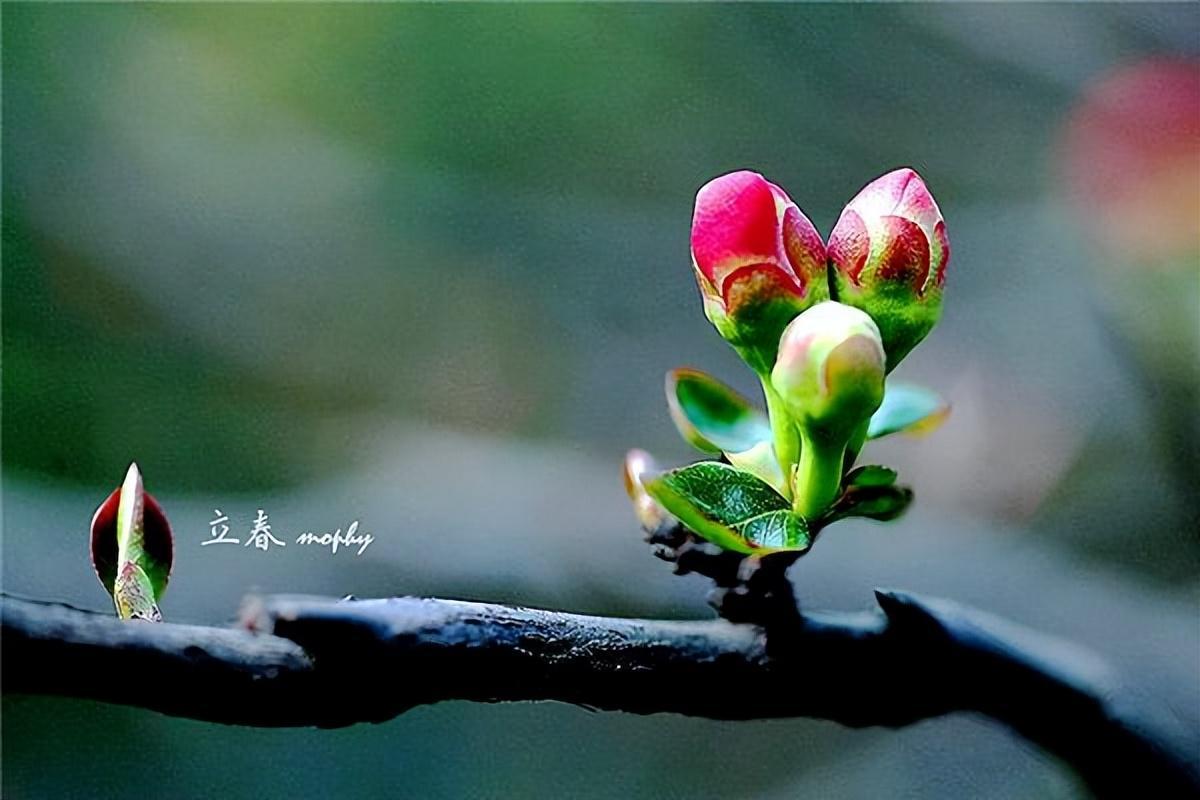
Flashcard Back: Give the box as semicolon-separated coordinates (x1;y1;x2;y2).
794;428;847;519
844;420;870;471
761;378;800;492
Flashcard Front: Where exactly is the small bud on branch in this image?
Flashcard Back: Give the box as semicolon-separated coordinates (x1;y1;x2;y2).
829;168;950;370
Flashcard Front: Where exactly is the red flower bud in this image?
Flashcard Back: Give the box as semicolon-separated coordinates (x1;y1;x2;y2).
828;168;949;369
691;170;829;374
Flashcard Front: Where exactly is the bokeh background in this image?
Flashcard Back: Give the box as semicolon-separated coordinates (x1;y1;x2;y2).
3;5;1198;799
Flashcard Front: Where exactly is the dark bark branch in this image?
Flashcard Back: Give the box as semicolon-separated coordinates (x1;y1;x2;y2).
2;592;1196;798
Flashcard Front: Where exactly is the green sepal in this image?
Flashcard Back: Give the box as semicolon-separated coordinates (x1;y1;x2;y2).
644;461;811;553
666;368;772;455
832;270;942;372
701;278;813;377
867;382;949;440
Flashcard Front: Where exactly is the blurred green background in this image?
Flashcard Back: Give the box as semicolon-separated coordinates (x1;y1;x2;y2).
3;4;1198;799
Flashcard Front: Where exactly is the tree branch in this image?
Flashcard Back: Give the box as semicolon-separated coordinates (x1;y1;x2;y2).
2;592;1196;797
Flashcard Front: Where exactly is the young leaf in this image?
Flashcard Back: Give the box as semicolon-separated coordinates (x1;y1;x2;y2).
623;449;675;538
644;461;811;553
737;509;811;550
844;465;898;489
726;439;788;497
666;368;772;455
822;483;914;526
867;382;950;439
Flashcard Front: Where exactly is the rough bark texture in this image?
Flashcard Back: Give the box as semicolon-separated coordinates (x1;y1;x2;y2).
2;592;1196;798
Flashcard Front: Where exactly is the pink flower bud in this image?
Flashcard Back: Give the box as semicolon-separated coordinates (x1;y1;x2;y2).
691;170;829;374
828;168;949;369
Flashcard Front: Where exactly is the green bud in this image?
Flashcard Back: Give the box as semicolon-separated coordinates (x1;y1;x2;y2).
770;302;886;518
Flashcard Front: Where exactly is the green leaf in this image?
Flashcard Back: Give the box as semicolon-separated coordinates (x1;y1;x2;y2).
823;484;914;526
844;465;898;488
867;382;949;439
737;509;811;550
666;369;772;455
644;461;811;553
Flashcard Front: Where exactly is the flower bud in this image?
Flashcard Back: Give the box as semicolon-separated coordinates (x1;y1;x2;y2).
90;462;173;621
828;168;949;369
770;302;886;517
772;302;886;434
692;170;829;374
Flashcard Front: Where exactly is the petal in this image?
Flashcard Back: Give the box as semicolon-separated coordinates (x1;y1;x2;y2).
846;168;918;220
823;333;887;399
782;205;828;295
765;179;797;211
873;215;932;292
932;220;950;288
693;259;721;300
828;208;871;285
895;172;945;240
720;262;803;313
691;171;784;284
846;168;944;242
